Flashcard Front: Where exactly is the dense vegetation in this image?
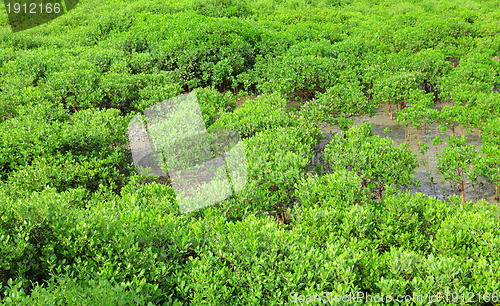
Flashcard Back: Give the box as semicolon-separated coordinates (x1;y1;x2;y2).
1;0;500;304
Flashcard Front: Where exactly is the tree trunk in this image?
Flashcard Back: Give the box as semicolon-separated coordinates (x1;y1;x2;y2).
461;172;465;203
362;180;369;199
388;101;393;120
277;213;283;224
495;184;498;201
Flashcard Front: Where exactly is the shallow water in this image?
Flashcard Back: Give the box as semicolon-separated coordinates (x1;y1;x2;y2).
132;95;498;205
311;101;497;205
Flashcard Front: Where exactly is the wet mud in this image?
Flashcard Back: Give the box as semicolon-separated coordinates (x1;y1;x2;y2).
129;95;498;205
312;101;497;205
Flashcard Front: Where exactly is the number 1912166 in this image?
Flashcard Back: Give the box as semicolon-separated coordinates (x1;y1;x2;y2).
445;291;499;303
6;2;61;14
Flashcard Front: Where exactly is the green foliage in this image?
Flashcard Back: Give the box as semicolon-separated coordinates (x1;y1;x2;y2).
295;170;366;208
237;38;374;100
0;48;63;92
293;189;500;296
437;136;478;201
0;103;69;179
243;53;341;100
434;199;500;258
0;104;130;194
440;53;499;104
0;184;196;304
240;123;322;211
98;71;144;109
476;118;500;199
2;0;500;302
397;89;439;144
133;71;182;112
194;87;236;127
300;80;376;129
191;0;253;18
45;65;103;110
128;12;261;90
373;70;419;114
323;123;418;199
208;93;292;137
188;214;314;304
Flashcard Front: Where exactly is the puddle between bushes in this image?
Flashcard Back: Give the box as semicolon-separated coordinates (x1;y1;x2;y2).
302;101;497;205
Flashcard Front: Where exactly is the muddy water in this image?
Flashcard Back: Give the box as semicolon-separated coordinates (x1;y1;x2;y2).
308;101;497;204
130;94;497;205
244;97;496;203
